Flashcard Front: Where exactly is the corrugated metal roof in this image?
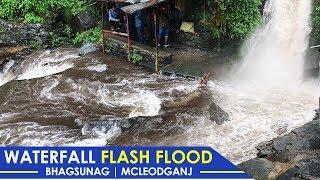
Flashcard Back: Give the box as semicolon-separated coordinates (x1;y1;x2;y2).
121;0;167;14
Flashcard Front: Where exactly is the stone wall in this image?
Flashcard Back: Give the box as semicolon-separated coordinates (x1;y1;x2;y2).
0;20;48;47
177;32;215;50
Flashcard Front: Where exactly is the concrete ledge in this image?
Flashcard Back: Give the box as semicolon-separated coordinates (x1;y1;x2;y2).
104;33;172;70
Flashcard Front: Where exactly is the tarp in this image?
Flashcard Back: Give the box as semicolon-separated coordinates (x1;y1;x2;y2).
180;22;195;33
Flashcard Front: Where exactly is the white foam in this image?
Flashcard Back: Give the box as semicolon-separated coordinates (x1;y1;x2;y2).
175;80;319;164
0;60;16;86
0;50;79;88
0;122;78;146
86;64;108;72
128;90;162;118
237;0;312;87
17;52;78;80
68;122;122;146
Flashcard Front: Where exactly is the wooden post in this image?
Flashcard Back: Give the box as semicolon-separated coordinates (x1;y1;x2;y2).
126;13;131;61
153;9;159;74
318;97;320;127
101;1;106;53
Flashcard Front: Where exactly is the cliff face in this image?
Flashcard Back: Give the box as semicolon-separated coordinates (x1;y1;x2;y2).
0;20;46;68
0;20;48;47
239;119;320;179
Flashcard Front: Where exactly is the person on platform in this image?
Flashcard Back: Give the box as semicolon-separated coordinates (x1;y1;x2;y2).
109;5;120;31
157;6;170;47
134;10;146;44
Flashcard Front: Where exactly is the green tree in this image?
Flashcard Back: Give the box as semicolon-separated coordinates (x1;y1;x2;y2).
212;0;262;41
311;0;320;45
0;0;86;23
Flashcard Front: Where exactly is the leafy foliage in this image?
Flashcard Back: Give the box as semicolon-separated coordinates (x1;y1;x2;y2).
73;27;101;46
129;50;143;64
311;0;320;45
48;25;74;47
28;39;41;49
198;0;262;42
0;0;86;24
220;0;262;39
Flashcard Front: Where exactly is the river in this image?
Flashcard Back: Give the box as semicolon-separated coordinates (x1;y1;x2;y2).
0;48;318;164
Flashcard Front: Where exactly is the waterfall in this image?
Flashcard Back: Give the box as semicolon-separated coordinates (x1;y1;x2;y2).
237;0;312;87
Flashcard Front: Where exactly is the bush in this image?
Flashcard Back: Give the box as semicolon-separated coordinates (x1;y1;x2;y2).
48;25;74;47
311;0;320;45
0;0;87;23
73;27;101;46
198;0;262;42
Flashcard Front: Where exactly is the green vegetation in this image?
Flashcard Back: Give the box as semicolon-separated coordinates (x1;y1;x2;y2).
47;25;73;47
129;50;143;64
105;38;113;50
0;0;99;48
0;0;263;51
0;0;86;23
196;0;262;44
311;0;320;45
73;28;101;46
28;40;41;49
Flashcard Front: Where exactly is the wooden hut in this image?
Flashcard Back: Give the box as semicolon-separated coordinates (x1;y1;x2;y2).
99;0;169;73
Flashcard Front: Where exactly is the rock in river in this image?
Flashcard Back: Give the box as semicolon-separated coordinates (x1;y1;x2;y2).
209;102;230;125
239;119;320;179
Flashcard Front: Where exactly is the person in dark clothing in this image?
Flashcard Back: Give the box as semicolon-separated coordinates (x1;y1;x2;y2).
157;6;170;47
109;5;120;31
169;4;182;33
134;10;146;44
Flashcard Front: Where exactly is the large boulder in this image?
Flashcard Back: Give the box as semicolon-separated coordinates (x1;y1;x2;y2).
209;102;229;125
72;2;99;32
0;20;48;46
240;118;320;179
256;119;320;163
78;42;101;56
277;156;320;180
73;10;98;32
238;158;279;180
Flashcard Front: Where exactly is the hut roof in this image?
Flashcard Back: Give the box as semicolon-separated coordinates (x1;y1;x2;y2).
121;0;167;14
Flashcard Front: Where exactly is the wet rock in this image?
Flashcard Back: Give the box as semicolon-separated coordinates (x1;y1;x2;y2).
277;156;320;180
74;10;98;31
78;43;101;56
240;119;320;179
81;116;162;139
0;46;30;66
256;120;320;163
177;32;215;51
238;158;278;180
209;102;229;125
0;20;48;47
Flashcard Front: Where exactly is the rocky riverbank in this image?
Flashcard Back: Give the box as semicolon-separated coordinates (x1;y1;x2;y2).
0;20;48;46
239;117;320;179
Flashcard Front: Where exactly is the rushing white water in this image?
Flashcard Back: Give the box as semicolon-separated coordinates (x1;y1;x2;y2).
17;50;79;80
0;49;79;87
171;80;319;164
237;0;312;87
191;0;316;163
